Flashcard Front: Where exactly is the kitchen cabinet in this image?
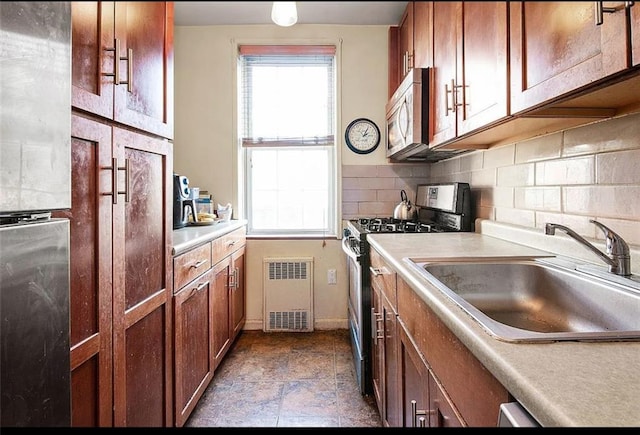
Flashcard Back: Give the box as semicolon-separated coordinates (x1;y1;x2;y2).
431;1;509;147
71;1;174;139
370;247;400;427
396;276;510;427
388;2;432;99
633;3;640;66
509;1;630;115
173;243;213;428
398;322;429;428
172;227;246;425
60;115;174;427
211;228;247;369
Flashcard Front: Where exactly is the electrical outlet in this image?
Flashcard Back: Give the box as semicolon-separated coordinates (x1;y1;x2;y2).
327;269;337;285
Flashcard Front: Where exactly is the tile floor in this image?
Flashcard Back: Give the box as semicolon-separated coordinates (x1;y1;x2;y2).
185;329;382;428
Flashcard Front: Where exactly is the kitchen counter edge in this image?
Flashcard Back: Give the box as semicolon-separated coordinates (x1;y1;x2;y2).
172;219;248;256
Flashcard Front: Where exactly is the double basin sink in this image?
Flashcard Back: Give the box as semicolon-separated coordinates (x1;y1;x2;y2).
404;257;640;343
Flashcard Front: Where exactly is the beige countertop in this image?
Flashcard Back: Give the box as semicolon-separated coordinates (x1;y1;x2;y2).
367;230;640;427
172;219;247;256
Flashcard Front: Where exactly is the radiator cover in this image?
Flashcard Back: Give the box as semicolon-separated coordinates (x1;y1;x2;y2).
263;257;314;332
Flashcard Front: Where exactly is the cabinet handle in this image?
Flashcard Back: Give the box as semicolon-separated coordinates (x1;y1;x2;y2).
103;38;121;85
371;307;384;340
228;240;236;247
101;158;128;204
411;400;428;428
190;259;207;269
122;48;133;93
229;267;238;289
194;281;207;292
369;266;388;276
595;1;617;25
445;79;455;114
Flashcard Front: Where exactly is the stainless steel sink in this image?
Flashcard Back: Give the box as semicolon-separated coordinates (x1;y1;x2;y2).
404;258;640;343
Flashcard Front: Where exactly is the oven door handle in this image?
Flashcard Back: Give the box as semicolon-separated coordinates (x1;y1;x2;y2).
341;237;359;262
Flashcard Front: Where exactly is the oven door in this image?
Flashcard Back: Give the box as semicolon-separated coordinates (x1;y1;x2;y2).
342;235;371;395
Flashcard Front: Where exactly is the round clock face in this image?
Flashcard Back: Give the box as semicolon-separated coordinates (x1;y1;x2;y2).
345;118;381;154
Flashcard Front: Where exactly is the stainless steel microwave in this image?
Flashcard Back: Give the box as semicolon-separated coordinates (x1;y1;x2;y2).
386;68;432;160
386;68;470;162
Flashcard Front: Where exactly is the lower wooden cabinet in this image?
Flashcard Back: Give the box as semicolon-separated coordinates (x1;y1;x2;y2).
172;226;246;426
61;114;174;427
371;242;511;428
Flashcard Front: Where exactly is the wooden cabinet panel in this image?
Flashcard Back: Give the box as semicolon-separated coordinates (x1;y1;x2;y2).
72;1;173;139
173;242;212;291
230;246;246;340
55;114;114;427
632;3;640;67
432;1;508;146
211;257;231;370
509;1;628;114
413;1;432;69
398;1;414;80
397;277;509;427
398;322;429;428
371;284;384;420
212;226;247;265
173;269;214;427
370;247;397;309
428;369;465;428
382;291;400;427
112;126;173;427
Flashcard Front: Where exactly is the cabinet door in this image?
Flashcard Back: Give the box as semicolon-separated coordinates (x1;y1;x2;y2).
457;1;508;136
432;1;460;146
229;246;246;341
173;270;214;427
632;2;640;66
54;115;114;426
413;1;432;69
113;1;174;139
112;126;173;427
71;1;115;119
398;322;429;428
211;257;231;370
398;1;414;79
428;370;465;428
510;1;628;114
371;286;384;419
382;292;400;427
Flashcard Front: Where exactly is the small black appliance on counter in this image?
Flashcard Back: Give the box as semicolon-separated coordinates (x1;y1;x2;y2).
173;174;196;229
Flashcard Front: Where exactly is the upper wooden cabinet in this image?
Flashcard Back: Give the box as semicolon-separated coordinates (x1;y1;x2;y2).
431;1;509;147
633;4;640;66
413;1;433;70
72;1;174;139
510;1;630;114
398;2;414;80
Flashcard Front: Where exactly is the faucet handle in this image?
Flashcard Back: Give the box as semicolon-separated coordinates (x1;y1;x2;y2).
589;220;630;256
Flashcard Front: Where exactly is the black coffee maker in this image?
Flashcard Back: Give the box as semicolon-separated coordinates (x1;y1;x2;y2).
173;174;196;229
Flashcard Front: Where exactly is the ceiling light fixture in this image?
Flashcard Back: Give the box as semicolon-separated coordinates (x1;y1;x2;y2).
271;2;297;27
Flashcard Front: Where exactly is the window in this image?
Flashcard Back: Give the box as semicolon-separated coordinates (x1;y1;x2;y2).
238;45;338;237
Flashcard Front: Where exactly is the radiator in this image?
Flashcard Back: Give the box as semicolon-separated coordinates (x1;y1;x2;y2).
263;257;314;332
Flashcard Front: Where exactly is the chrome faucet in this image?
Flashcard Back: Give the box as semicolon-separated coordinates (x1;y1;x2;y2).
545;220;631;277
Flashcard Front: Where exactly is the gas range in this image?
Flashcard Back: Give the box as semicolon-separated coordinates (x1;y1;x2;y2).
349;217;446;235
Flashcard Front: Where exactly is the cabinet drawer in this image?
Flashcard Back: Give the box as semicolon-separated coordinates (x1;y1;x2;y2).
212;227;246;265
174;242;212;291
370;247;397;310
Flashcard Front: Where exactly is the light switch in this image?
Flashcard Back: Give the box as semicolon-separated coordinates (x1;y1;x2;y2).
327;269;337;285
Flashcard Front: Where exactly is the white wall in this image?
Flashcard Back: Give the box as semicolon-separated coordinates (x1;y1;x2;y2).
174;24;391;329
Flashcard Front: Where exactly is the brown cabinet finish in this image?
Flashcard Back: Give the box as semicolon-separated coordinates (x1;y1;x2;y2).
211;256;232;369
112;126;174;427
428;369;465;428
398;1;414;80
55;115;114;427
398;322;429;428
509;1;628;114
230;246;247;340
173;242;212;292
432;1;508;147
633;4;640;66
173;268;214;427
412;1;433;70
397;277;510;427
72;1;174;139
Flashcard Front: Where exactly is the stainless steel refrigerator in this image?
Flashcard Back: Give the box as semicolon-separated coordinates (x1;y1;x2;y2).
0;2;72;426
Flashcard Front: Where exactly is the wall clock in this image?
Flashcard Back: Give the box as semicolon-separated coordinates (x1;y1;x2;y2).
345;118;381;154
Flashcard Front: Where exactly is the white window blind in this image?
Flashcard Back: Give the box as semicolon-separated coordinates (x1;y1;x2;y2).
238;44;338;236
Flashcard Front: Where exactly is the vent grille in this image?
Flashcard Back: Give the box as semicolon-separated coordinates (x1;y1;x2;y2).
268;311;309;331
263;257;314;332
268;261;308;280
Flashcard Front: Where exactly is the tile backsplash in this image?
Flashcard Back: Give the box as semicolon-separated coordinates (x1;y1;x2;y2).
342;111;640;246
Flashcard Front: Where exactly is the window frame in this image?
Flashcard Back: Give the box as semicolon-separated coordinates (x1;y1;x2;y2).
234;40;343;238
